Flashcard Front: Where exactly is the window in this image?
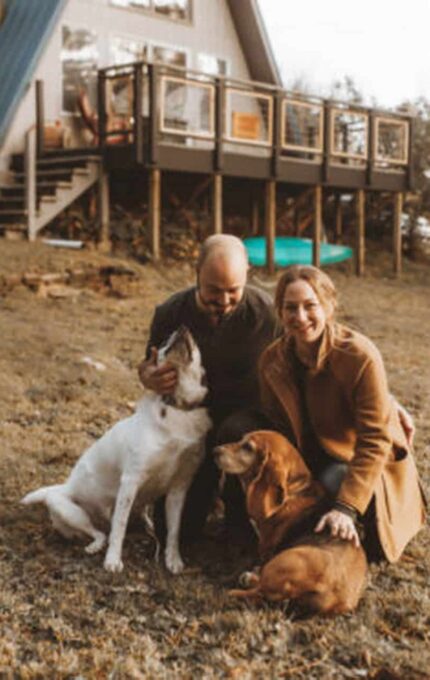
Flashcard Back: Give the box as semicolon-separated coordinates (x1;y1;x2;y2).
152;45;187;69
196;53;227;77
153;0;190;21
110;0;191;22
61;26;98;113
110;36;147;66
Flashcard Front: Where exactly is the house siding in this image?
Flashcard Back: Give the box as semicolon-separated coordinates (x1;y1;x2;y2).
0;0;255;176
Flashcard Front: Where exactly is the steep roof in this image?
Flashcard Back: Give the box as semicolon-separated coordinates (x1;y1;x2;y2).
0;0;67;148
0;0;280;149
226;0;282;86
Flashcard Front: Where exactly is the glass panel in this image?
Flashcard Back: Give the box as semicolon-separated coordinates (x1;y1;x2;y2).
61;26;98;113
110;0;150;8
332;111;367;159
196;53;227;76
160;76;214;137
110;36;147;65
153;45;186;68
154;0;190;21
376;120;408;164
225;89;272;145
283;100;322;152
108;74;133;119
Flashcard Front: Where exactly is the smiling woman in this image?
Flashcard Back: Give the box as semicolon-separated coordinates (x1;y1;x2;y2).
259;264;426;563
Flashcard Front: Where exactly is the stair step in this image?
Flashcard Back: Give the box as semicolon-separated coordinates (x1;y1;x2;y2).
15;168;74;181
0;183;59;197
0;209;27;224
39;195;58;204
0;197;25;209
36;154;101;170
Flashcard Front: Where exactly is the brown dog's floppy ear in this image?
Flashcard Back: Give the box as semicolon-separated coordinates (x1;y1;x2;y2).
246;439;287;522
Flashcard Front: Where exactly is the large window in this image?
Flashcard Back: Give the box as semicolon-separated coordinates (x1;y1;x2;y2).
152;45;187;69
196;53;227;77
110;0;191;22
110;36;147;66
61;26;98;113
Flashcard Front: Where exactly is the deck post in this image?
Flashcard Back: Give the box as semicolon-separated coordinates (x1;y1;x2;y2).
25;128;37;241
355;189;365;276
265;180;276;275
133;63;143;164
335;193;343;243
149;168;161;260
97;71;107;149
251;194;259;235
148;64;159;165
393;192;403;276
98;167;111;251
312;185;322;267
212;173;223;234
35;80;44;158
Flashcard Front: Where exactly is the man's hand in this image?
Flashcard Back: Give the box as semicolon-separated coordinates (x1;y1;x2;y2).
395;400;415;447
315;509;360;548
138;347;177;395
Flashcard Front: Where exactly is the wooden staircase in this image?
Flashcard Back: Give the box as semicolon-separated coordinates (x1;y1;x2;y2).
0;146;101;239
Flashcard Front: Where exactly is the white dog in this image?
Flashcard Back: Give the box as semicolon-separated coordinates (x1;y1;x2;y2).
21;326;211;574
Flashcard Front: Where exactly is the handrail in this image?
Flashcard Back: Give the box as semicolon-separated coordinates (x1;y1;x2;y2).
24;126;37;241
96;59;413;173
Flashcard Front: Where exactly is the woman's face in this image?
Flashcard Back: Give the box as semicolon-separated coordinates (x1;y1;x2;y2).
281;279;329;347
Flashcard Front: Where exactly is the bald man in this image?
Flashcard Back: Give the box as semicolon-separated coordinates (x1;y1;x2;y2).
139;235;277;543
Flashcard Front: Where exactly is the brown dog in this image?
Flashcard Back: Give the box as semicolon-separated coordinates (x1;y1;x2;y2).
214;430;367;615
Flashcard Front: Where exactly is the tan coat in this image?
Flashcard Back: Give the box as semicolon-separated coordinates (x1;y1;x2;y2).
258;323;426;562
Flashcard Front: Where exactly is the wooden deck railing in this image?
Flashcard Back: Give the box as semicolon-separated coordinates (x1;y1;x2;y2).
96;60;412;183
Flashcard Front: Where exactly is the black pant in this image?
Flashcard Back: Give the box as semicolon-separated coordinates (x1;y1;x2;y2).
153;408;272;545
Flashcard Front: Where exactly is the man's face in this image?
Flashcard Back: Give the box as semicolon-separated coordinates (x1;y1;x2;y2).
197;252;247;325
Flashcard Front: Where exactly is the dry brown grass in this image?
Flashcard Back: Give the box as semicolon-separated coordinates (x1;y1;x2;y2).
0;240;429;679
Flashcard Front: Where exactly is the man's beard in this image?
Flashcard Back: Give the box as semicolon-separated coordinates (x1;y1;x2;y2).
196;291;235;325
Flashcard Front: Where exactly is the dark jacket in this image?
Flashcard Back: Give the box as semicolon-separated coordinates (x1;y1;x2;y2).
146;285;277;423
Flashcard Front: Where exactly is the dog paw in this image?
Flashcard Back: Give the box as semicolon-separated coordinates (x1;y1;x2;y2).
165;550;184;574
103;553;124;573
85;532;106;555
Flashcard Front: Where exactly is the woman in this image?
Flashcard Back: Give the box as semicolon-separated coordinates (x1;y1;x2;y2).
258;265;426;562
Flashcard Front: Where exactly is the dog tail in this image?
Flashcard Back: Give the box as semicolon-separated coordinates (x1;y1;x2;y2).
20;484;62;506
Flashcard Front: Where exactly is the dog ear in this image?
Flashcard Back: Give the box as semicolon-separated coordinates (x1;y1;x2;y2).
245;441;287;521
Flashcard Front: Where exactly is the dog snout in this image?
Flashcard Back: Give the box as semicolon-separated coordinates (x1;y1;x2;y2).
213;445;229;468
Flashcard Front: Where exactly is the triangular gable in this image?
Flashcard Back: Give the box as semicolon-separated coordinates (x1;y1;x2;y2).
0;0;67;148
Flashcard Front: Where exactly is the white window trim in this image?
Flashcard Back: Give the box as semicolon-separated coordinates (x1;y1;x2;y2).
109;0;193;26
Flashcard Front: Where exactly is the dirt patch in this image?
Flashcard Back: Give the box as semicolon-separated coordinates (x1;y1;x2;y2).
0;240;429;678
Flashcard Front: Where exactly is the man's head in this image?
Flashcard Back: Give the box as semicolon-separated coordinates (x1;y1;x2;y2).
196;235;248;324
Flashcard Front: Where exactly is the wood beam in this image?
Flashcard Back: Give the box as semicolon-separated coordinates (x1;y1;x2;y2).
97;168;111;251
355;189;365;276
149;168;161;260
393;192;403;276
212;173;223;234
335;193;343;243
251;194;259;235
312;185;322;267
265;180;276;275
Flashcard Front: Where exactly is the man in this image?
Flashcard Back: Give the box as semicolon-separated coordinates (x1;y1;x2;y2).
139;234;276;542
139;234;415;544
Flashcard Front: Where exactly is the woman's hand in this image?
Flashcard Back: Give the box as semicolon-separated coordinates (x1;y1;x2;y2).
315;509;360;548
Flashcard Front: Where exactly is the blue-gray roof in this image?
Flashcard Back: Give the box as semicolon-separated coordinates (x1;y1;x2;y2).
0;0;67;148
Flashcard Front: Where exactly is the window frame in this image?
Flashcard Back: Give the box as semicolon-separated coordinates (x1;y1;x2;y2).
109;0;193;25
61;24;99;117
